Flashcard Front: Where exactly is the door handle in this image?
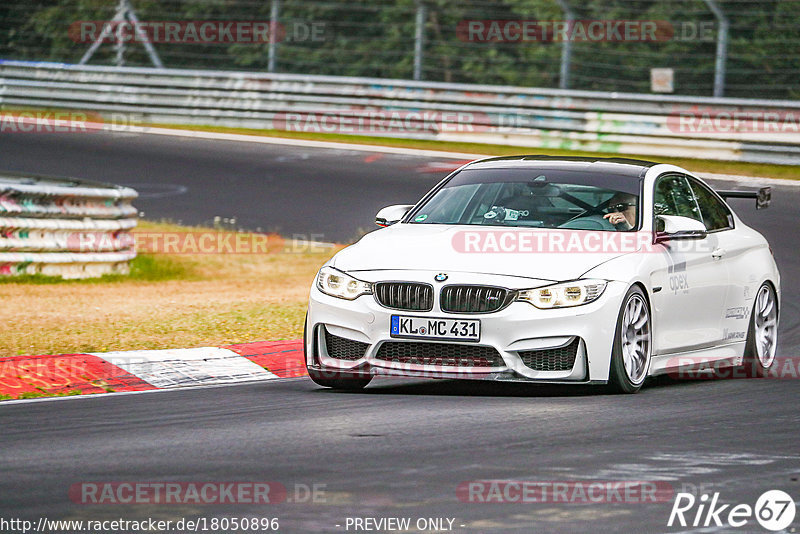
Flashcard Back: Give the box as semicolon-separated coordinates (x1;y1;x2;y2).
712;248;726;259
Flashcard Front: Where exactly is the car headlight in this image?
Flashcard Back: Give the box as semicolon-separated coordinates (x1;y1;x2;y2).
316;266;373;300
517;279;607;309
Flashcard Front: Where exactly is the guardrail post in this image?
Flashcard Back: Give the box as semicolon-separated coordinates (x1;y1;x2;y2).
555;0;574;90
703;0;729;97
268;0;281;73
79;0;162;68
114;0;126;66
80;0;126;66
123;0;164;68
413;1;426;81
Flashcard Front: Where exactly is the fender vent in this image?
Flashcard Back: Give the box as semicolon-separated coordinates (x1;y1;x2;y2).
324;328;369;361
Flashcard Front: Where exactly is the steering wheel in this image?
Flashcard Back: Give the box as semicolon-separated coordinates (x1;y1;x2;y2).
558;214;617;231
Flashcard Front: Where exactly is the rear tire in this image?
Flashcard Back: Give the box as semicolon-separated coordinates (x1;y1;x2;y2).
608;286;652;394
740;283;778;378
304;316;372;390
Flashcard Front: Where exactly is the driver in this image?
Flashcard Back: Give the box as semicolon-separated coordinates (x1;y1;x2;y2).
603;192;637;231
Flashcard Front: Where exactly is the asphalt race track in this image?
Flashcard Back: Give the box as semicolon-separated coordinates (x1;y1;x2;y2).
0;131;447;243
1;130;799;533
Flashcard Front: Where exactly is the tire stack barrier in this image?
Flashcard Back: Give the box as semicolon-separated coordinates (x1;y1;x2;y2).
0;173;138;278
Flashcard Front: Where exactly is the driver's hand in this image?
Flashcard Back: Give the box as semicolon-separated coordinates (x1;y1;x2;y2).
604;212;626;225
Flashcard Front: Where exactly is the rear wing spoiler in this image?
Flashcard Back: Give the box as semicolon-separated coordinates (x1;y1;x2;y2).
716;186;771;210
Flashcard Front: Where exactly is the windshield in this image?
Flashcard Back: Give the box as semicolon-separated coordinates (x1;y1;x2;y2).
409;168;641;231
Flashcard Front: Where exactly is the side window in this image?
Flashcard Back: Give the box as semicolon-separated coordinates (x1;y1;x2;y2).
688;178;734;231
420;184;481;224
653;174;703;223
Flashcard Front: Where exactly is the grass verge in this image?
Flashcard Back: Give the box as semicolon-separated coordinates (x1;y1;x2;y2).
0;221;336;357
0;390;84;401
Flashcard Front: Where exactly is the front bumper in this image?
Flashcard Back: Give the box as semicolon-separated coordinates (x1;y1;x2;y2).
306;271;628;384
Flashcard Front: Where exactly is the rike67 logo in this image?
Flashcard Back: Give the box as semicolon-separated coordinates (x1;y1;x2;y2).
668;490;795;531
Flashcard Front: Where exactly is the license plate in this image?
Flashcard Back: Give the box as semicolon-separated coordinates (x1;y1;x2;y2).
390;315;480;341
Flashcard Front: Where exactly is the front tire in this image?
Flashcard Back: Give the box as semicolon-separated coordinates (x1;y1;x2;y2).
608;286;652;394
304;316;372;390
741;283;778;377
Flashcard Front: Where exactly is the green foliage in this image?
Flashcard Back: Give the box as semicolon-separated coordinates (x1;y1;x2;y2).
0;254;196;284
126;254;197;281
4;389;84;401
0;0;797;98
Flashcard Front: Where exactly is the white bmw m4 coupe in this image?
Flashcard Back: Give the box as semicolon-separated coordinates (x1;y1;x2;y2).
305;157;780;393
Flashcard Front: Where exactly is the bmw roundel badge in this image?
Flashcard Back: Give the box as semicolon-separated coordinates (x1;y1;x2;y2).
434;273;448;282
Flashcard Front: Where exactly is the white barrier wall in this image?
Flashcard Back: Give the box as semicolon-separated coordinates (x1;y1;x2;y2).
0;174;138;279
1;60;799;165
0;61;800;165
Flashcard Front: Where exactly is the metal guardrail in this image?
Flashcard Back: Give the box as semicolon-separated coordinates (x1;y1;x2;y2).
0;172;137;278
1;60;799;165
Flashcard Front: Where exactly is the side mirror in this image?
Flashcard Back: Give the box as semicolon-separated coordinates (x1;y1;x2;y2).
655;215;707;242
375;204;414;227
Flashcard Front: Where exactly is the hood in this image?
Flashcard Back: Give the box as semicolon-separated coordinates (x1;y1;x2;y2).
332;224;641;282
